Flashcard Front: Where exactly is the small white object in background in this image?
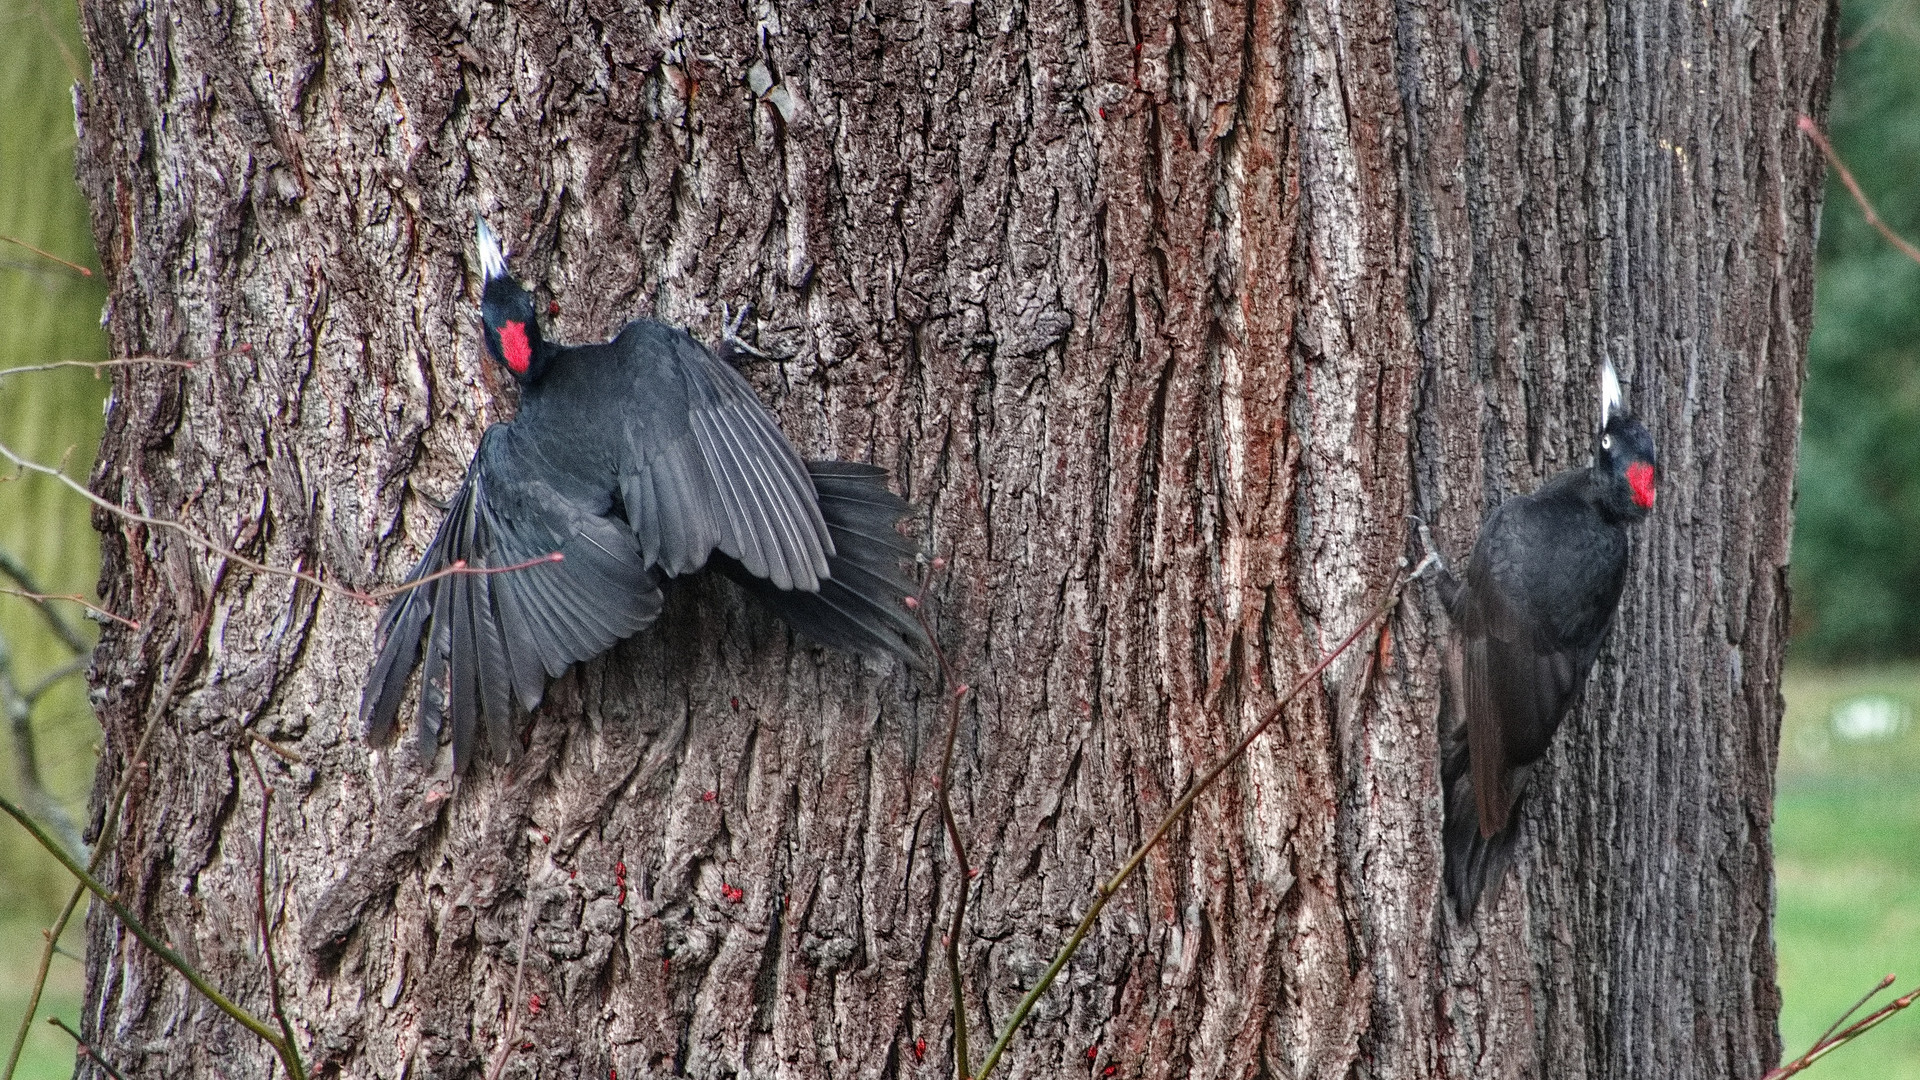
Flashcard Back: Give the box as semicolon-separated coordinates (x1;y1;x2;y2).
1829;694;1914;742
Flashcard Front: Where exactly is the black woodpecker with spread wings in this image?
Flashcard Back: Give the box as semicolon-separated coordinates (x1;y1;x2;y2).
362;220;926;771
1422;358;1659;917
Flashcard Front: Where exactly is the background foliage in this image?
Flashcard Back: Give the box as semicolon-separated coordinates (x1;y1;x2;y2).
1791;0;1920;662
0;0;1913;1076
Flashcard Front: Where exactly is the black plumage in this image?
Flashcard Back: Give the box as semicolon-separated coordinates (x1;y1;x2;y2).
363;220;926;770
1423;360;1658;917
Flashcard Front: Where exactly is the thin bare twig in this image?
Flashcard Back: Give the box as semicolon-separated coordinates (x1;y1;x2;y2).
1763;974;1920;1079
484;865;542;1080
0;355;212;380
242;750;307;1080
46;1017;128;1080
971;574;1413;1080
0;792;302;1075
907;568;976;1079
0;546;90;653
0;234;93;277
247;731;306;765
0;433;561;607
1799;115;1920;267
2;575;224;1080
0;587;138;629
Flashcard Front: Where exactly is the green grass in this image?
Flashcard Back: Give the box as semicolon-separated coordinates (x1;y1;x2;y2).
1776;664;1920;1076
0;0;110;1073
0;915;85;1080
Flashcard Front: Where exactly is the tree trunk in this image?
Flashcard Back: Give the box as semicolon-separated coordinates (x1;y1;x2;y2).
69;0;1832;1077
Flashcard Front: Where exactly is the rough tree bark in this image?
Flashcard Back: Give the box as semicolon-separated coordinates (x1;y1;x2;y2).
68;0;1832;1076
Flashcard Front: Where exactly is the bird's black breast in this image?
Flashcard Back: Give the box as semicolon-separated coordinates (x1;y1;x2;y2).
1475;482;1629;653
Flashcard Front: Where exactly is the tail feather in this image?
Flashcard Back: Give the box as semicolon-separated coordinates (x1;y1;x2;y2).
723;461;928;665
1441;732;1526;918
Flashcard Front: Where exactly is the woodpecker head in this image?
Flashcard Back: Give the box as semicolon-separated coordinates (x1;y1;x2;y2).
1595;358;1658;521
476;219;549;383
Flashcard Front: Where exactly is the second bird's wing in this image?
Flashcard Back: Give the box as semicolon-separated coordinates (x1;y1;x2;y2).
616;327;833;592
362;425;662;771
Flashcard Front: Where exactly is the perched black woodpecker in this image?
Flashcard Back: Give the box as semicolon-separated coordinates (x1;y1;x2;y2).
1421;358;1659;917
362;219;927;771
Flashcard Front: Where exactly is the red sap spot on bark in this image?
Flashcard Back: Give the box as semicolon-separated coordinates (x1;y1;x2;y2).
501;320;532;374
1086;1045;1099;1061
702;790;717;802
1103;1067;1116;1077
528;993;543;1015
1627;462;1656;508
912;1038;925;1061
548;301;561;317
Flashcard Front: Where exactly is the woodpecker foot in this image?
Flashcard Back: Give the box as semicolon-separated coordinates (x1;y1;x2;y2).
1408;515;1448;579
720;302;769;362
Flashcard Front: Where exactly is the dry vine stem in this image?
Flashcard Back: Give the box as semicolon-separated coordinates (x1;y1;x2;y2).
964;567;1420;1080
907;568;976;1078
242;750;305;1077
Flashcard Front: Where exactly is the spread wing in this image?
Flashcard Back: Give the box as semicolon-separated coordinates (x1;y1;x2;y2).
362;425;662;770
614;324;832;591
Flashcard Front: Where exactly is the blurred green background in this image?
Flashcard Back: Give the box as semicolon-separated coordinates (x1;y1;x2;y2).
0;0;1916;1078
0;0;107;1074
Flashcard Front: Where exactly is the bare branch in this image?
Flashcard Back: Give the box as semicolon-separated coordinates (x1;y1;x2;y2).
0;587;138;630
1763;973;1920;1079
0;627;83;858
972;573;1415;1080
0;355;212;380
0;234;93;277
0;435;561;609
909;563;976;1079
1799;115;1920;267
484;849;545;1080
46;1018;128;1080
0;546;90;653
0;792;304;1076
22;656;89;704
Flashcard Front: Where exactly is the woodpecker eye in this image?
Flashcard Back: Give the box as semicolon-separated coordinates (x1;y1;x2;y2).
1601;434;1612;450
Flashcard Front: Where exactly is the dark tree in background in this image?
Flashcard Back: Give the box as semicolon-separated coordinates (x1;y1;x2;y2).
69;0;1831;1076
1791;0;1920;662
